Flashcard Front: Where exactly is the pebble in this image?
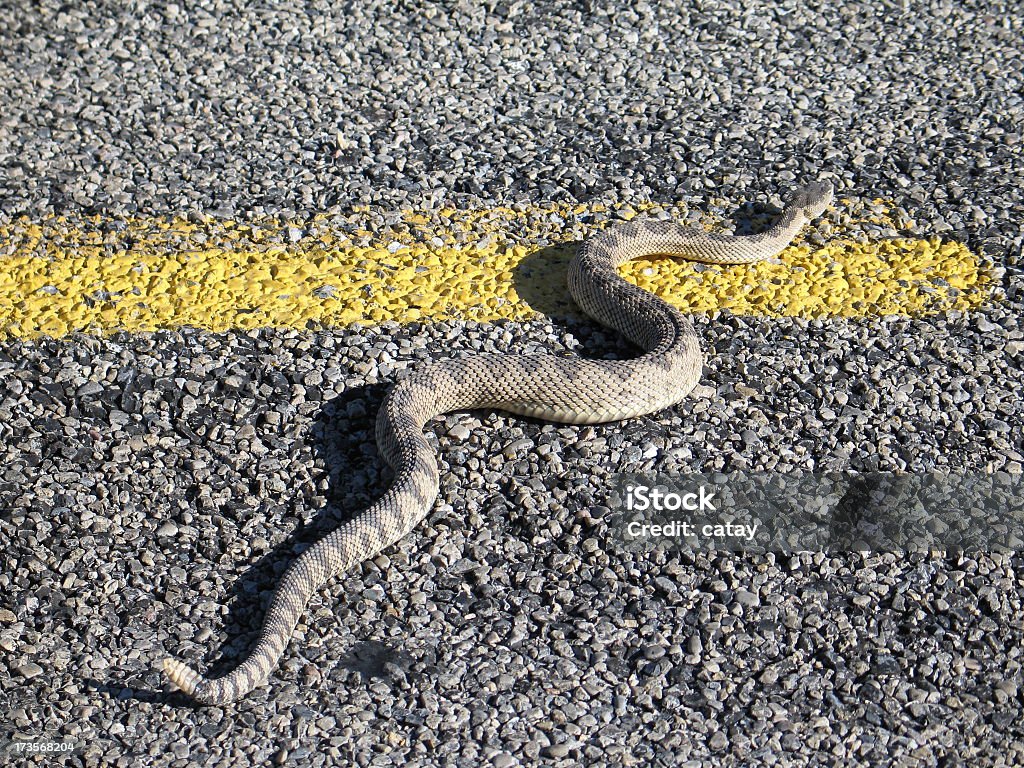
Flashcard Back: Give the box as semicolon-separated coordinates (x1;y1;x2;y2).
448;424;472;441
15;663;44;679
542;743;573;759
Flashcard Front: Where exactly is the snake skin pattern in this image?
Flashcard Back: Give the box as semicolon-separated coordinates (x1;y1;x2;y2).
162;181;834;703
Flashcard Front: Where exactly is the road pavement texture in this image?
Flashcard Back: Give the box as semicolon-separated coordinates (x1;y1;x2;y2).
1;1;1022;766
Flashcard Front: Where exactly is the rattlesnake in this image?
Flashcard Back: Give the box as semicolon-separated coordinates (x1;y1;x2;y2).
163;181;834;704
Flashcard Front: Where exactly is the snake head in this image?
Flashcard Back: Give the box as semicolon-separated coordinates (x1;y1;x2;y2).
787;181;834;220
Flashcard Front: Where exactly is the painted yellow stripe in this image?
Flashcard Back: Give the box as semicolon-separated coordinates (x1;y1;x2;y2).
0;201;993;339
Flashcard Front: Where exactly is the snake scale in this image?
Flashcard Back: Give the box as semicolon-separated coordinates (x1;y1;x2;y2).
163;181;834;704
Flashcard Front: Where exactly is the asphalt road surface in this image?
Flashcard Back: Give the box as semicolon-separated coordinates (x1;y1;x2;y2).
1;1;1022;766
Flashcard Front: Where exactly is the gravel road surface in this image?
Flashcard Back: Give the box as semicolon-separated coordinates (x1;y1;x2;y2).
1;1;1022;765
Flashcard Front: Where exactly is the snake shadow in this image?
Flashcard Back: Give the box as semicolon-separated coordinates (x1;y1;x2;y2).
512;196;788;320
137;197;786;703
126;381;420;705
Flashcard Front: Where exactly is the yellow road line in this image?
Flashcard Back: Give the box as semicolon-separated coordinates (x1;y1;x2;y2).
0;202;994;339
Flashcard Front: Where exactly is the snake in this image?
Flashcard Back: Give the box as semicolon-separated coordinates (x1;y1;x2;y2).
162;181;834;704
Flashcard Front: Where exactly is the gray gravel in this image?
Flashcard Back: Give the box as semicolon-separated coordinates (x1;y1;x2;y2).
1;1;1022;252
2;0;1024;766
2;313;1023;765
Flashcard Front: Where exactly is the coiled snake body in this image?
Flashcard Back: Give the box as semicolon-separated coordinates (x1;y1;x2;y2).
163;181;834;703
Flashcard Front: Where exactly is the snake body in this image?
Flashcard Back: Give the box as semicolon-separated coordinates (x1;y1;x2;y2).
163;181;834;704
